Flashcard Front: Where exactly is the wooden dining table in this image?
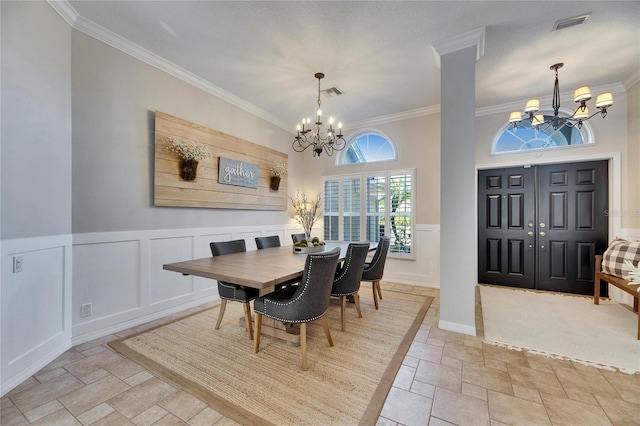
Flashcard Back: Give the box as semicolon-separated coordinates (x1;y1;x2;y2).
163;241;376;344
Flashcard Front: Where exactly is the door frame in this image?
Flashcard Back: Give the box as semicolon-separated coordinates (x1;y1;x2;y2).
476;151;621;259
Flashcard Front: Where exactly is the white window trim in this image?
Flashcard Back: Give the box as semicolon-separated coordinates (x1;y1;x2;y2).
322;168;416;260
337;128;398;165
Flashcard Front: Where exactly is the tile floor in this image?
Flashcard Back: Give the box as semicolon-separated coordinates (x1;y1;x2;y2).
2;284;639;425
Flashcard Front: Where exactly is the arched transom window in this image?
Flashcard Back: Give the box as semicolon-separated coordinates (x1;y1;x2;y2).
493;111;593;154
340;131;396;164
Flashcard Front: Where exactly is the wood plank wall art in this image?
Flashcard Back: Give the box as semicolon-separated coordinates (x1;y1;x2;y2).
154;111;288;210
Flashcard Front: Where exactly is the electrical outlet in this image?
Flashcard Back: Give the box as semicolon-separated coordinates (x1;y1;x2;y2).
13;256;23;273
80;303;92;318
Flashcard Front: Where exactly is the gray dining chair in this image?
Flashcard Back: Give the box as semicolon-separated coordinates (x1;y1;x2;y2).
291;233;306;244
210;239;259;339
253;247;340;370
255;235;281;249
330;242;370;331
361;236;391;310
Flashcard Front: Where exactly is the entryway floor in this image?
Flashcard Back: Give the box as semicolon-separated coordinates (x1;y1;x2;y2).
2;283;639;425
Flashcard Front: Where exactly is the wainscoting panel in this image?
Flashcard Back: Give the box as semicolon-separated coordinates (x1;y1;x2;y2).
149;236;195;305
1;235;72;396
71;225;305;343
383;225;441;287
73;239;142;323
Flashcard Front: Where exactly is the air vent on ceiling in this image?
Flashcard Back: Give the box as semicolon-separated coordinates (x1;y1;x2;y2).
552;13;591;31
321;87;344;98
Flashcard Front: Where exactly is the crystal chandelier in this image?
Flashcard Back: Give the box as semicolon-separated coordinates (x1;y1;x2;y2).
293;72;346;156
508;63;613;131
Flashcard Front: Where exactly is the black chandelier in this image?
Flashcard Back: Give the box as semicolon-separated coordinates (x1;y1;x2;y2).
293;72;346;156
509;63;613;131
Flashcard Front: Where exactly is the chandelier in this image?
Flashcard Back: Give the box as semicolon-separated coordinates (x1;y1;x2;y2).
293;72;346;156
508;63;613;131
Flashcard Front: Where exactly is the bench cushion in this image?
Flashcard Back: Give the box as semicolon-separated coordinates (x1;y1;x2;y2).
602;238;640;278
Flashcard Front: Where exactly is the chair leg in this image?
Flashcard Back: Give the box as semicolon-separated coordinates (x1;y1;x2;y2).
354;293;362;318
253;313;262;353
340;296;347;331
376;280;383;300
301;322;307;370
243;302;253;340
215;299;228;329
321;314;334;347
372;283;379;310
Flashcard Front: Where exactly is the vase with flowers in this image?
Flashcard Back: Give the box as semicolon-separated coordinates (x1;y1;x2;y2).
166;137;212;181
290;191;323;240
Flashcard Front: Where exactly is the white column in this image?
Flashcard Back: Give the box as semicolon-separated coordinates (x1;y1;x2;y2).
433;28;485;336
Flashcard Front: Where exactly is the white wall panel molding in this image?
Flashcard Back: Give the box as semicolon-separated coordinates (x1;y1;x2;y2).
384;224;440;287
1;234;72;396
71;224;305;344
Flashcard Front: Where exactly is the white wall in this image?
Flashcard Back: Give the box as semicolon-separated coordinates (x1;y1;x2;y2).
71;31;295;234
1;1;73;395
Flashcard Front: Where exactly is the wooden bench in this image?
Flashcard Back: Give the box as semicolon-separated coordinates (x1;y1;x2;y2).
594;254;640;339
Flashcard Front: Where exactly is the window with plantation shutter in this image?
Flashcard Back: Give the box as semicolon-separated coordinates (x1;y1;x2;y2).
323;180;339;241
342;178;361;241
322;169;415;259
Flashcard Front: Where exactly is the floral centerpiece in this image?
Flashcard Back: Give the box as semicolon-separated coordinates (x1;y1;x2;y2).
166;137;211;181
290;191;324;250
269;162;287;190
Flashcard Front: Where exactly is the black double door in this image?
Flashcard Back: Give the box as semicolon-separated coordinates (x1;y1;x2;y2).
478;160;609;296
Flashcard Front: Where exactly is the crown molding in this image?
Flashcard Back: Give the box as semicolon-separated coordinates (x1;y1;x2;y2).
46;0;79;27
431;27;485;69
345;105;441;130
47;1;291;132
623;68;640;91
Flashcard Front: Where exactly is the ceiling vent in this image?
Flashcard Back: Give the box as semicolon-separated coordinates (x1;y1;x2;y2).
321;87;344;98
552;13;591;31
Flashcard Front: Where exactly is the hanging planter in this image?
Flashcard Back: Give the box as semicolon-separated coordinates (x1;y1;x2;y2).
166;137;211;182
270;176;281;191
269;161;287;191
180;159;199;181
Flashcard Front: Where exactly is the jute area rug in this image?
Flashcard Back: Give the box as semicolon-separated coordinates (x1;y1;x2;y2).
110;286;432;425
480;285;640;374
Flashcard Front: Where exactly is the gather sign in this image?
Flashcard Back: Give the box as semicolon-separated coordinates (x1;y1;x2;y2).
218;157;259;189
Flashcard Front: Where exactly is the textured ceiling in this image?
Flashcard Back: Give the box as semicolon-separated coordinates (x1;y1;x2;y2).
66;1;640;130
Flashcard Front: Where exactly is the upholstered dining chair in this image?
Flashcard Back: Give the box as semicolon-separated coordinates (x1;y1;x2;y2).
210;239;259;339
361;236;391;310
253;247;340;370
291;233;306;244
255;235;281;249
330;242;370;331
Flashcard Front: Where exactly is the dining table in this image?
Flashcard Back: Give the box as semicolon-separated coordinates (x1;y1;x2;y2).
163;241;377;344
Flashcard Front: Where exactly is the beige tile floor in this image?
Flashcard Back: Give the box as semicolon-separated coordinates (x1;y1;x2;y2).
2;284;639;426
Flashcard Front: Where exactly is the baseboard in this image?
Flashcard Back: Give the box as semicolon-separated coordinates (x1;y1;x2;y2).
72;295;219;346
438;320;477;336
383;271;439;287
1;340;72;397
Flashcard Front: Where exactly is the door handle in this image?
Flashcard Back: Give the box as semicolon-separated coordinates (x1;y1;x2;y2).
539;231;546;237
539;222;546;228
528;231;534;236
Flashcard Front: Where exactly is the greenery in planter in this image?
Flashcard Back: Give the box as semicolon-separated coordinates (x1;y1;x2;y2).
166;137;212;161
270;161;288;177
